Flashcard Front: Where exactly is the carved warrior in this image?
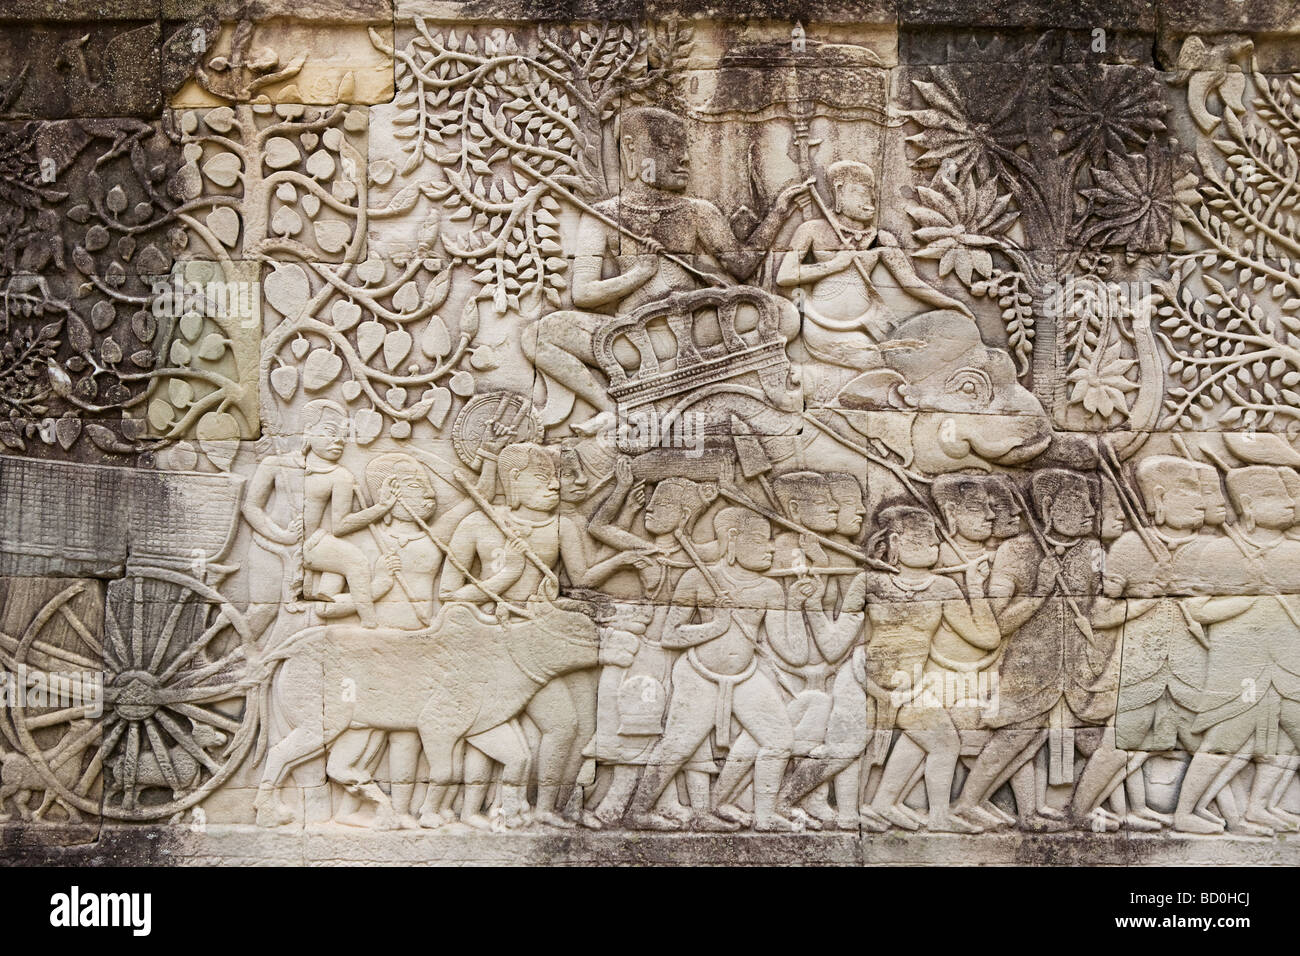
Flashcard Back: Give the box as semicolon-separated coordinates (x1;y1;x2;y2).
12;10;1300;855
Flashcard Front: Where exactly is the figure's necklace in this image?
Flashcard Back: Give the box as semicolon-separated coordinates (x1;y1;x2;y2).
619;194;687;223
388;527;425;547
892;572;936;593
841;224;874;246
504;511;555;536
1043;533;1082;554
1152;527;1197;550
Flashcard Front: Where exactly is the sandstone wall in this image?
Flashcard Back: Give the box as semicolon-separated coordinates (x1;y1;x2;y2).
2;0;1299;865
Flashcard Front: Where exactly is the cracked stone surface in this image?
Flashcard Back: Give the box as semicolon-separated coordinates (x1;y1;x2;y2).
4;0;1300;866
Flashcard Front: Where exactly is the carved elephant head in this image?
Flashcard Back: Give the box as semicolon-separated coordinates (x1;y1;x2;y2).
837;311;1053;473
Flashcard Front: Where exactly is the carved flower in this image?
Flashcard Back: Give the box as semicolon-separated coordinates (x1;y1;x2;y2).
909;171;1017;284
1076;147;1200;251
1051;67;1168;167
906;70;1027;181
1067;340;1138;419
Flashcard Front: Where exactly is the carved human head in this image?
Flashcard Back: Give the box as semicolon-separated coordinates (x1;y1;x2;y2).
1225;466;1295;532
498;442;560;512
869;505;940;571
825;473;866;538
1135;456;1205;532
984;474;1024;538
302;399;349;461
644;477;714;536
366;454;437;523
1031;468;1097;539
557;436;615;504
930;472;995;543
827;160;876;224
1194;463;1229;528
620;106;690;193
713;506;774;571
1277;467;1300;528
773;471;840;534
557;442;591;503
1097;475;1127;542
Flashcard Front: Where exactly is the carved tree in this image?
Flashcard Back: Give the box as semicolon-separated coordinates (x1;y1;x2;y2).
906;59;1191;425
371;18;690;315
0;118;257;460
1159;59;1300;433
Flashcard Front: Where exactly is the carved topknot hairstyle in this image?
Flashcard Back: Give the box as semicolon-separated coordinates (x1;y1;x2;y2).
866;504;933;568
649;477;717;533
498;442;555;509
1030;468;1096;522
827;159;875;192
772;471;830;514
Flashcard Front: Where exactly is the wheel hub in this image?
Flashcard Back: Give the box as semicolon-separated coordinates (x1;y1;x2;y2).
112;670;160;721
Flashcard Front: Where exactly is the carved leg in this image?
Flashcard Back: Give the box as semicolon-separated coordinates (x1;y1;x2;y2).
256;726;324;827
387;731;422;826
627;662;716;829
326;730;397;829
466;723;532;829
733;672;796;831
530;311;612;424
528;680;580;827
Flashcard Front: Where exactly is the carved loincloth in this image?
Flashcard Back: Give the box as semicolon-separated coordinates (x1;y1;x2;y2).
686;648;758;749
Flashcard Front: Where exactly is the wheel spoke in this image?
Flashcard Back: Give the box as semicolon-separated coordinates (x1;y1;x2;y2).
2;634;101;672
158;683;243;705
25;705;100;732
120;723;140;810
167;701;242;735
57;605;103;658
154;710;222;775
172;646;247;689
76;718;125;797
157;612;229;684
130;577;144;668
147;591;191;673
143;718;183;793
102;609;131;671
42;717;102;774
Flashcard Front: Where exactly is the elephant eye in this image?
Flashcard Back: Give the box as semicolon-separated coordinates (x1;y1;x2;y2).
943;366;993;405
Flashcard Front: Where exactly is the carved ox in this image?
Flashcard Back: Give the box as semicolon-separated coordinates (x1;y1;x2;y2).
253;601;605;827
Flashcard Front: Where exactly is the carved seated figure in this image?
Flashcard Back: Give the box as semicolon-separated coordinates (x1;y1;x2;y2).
300;399;396;628
522;105;804;432
776;160;972;372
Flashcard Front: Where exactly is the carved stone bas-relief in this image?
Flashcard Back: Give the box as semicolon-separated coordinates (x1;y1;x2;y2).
6;0;1300;865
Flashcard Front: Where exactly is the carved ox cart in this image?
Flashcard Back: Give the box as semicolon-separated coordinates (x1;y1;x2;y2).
594;286;802;451
0;456;256;822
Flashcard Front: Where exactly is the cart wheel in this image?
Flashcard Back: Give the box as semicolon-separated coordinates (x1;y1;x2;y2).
11;569;257;822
